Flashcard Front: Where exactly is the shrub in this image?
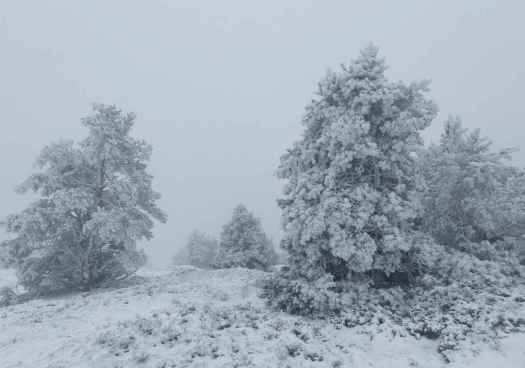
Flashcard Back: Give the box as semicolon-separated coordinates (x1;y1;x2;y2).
363;244;525;361
260;268;342;317
0;286;17;307
457;237;525;278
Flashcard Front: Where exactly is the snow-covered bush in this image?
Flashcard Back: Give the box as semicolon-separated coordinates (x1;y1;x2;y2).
457;237;525;278
1;104;166;294
263;234;436;317
260;267;342;317
337;243;525;361
97;301;271;366
0;286;17;307
97;295;371;368
405;279;525;361
215;204;278;271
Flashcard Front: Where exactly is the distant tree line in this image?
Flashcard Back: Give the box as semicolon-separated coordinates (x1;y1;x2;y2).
173;204;279;271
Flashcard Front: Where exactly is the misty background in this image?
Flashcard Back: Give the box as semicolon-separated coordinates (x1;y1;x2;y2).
1;1;524;267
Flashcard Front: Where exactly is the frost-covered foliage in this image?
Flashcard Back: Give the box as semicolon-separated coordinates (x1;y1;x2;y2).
359;243;525;362
263;233;433;317
420;117;525;247
0;286;17;307
215;205;278;271
263;47;525;361
0;241;13;268
260;268;342;316
178;230;218;269
2;265;523;367
1;104;166;294
274;44;436;288
266;238;525;359
457;237;525;278
95;265;524;366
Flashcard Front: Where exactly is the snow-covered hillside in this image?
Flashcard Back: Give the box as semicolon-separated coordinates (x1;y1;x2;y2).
1;267;524;368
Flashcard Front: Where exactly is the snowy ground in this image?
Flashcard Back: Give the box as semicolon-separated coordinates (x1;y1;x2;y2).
1;267;524;368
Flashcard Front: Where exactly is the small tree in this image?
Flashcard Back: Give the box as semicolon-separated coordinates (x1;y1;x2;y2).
2;104;166;293
215;204;277;271
420;117;525;247
186;230;218;269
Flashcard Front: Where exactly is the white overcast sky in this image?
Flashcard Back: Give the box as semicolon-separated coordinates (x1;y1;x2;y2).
1;1;524;266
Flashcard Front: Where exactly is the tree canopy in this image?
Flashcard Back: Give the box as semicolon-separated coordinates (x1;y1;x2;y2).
2;104;166;293
215;204;277;271
420;117;525;246
277;45;437;282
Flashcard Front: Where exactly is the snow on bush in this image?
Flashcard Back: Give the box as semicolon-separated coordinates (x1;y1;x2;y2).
2;265;523;367
95;299;398;367
0;286;17;307
336;241;525;362
260;268;342;317
263;235;525;360
92;264;525;367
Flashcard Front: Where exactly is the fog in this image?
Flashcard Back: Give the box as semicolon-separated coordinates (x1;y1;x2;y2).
1;0;524;266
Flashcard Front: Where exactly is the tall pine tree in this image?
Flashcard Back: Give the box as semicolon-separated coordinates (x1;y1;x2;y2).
277;45;436;283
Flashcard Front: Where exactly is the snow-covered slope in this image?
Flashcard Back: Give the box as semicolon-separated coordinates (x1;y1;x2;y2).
1;267;524;368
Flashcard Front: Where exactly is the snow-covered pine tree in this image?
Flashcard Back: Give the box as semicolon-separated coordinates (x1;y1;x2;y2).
420;116;525;247
275;44;437;285
186;230;218;269
2;104;166;294
215;204;277;271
